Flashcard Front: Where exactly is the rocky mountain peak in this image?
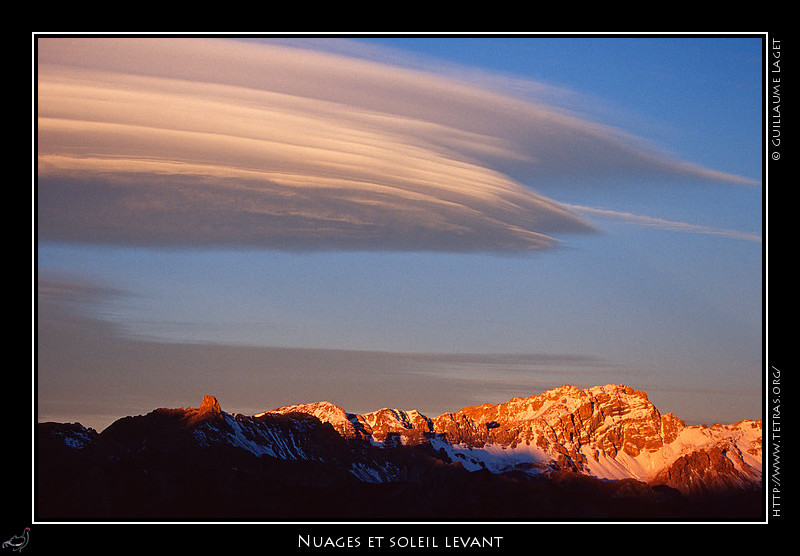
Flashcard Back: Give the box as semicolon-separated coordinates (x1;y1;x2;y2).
266;400;358;438
199;395;222;415
37;385;763;521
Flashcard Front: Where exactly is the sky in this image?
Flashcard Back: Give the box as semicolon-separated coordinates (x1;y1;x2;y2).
35;34;764;431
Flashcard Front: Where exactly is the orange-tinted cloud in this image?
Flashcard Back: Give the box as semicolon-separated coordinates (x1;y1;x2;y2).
36;37;754;252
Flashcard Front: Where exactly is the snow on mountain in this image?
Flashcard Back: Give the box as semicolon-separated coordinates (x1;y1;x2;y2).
353;408;435;447
40;385;761;497
38;422;98;450
36;385;764;521
170;396;402;483
258;383;762;491
263;401;360;439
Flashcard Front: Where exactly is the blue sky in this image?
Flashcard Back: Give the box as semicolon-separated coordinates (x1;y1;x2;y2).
36;35;764;430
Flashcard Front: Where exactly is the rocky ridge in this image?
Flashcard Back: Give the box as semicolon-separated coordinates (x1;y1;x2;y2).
36;385;763;521
264;384;762;494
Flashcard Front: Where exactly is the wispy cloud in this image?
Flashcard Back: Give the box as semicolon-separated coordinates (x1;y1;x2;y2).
36;37;755;252
36;273;627;429
564;203;762;242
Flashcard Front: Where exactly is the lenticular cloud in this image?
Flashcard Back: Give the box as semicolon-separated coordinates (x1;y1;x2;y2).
36;37;749;252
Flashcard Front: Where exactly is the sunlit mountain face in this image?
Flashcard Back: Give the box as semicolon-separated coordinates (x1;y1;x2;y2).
36;385;763;522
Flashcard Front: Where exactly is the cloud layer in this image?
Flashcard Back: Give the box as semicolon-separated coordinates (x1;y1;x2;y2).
565;204;763;242
36;37;753;252
36;273;628;430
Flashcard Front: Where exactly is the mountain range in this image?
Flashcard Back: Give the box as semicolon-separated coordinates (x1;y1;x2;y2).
36;384;763;521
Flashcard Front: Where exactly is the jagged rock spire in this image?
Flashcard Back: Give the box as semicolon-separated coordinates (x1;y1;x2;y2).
199;395;222;414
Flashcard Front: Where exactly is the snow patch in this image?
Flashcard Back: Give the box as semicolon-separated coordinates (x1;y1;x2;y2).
430;437;549;474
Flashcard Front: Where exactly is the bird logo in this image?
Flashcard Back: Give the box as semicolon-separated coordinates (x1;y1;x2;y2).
2;528;29;552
